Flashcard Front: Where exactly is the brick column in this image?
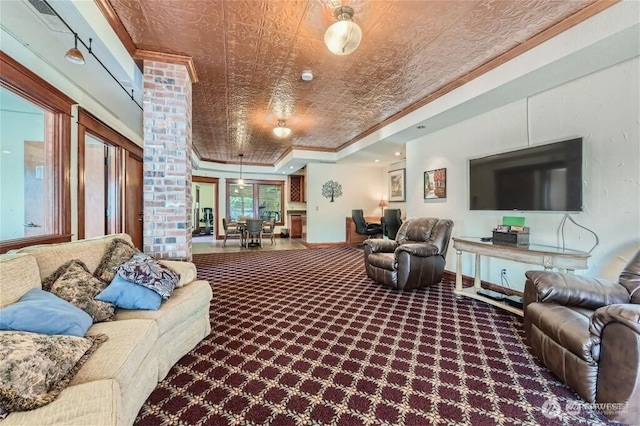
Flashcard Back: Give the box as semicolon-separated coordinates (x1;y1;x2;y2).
142;61;192;260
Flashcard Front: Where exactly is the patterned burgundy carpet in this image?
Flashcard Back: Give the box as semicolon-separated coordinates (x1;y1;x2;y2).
135;247;613;425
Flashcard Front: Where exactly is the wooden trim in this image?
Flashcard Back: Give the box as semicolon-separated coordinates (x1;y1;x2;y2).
78;108;142;157
0;52;75;113
93;0;137;57
0;234;73;254
0;52;72;253
192;176;219;184
302;242;347;249
336;0;620;152
134;50;199;84
442;270;523;297
77;124;87;240
193;176;220;239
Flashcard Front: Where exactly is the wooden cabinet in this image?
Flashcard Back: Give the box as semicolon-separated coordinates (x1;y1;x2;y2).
289;175;305;202
291;214;302;238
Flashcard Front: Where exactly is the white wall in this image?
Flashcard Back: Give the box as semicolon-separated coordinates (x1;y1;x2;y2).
406;58;640;288
306;163;384;243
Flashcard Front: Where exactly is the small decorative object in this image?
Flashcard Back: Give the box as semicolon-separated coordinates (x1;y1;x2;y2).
388;169;405;202
322;180;343;202
424;168;446;199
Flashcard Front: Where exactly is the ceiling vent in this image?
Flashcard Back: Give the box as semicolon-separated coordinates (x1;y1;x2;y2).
25;0;71;34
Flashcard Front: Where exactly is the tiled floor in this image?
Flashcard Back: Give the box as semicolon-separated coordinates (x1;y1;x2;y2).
192;235;307;254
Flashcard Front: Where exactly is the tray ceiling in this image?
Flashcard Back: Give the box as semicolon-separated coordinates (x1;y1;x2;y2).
103;0;602;166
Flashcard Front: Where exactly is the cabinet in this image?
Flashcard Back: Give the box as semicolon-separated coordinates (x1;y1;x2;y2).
291;215;302;238
289;175;305;202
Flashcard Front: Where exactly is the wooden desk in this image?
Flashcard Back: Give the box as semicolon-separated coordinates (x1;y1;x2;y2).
452;237;590;316
346;216;381;245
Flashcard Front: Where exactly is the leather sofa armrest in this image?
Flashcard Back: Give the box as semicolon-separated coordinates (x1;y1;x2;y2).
158;260;197;288
363;239;397;253
525;271;630;310
590;303;640;338
396;243;439;258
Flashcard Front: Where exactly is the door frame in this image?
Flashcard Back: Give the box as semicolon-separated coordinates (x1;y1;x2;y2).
192;176;219;239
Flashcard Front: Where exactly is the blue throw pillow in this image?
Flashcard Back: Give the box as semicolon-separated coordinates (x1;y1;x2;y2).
0;288;92;337
95;275;162;310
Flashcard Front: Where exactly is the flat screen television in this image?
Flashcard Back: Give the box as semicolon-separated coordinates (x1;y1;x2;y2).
469;138;583;211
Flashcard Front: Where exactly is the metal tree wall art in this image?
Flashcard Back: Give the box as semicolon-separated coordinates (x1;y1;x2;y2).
322;180;343;202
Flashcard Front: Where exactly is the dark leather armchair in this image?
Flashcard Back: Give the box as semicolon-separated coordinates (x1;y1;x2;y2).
523;249;640;424
352;209;383;240
381;209;402;239
363;217;453;291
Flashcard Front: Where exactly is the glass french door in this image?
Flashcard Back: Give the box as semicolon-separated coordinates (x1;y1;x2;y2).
83;134;118;238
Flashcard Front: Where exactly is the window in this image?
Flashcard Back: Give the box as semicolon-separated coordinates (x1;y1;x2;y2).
0;52;73;253
226;180;284;224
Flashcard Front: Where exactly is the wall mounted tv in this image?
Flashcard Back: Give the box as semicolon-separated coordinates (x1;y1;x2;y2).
469;138;583;212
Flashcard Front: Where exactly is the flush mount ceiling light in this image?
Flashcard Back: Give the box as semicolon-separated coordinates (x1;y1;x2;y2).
65;34;85;65
273;119;291;138
324;6;362;56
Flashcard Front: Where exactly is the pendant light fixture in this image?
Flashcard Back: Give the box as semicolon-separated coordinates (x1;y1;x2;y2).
324;6;362;56
65;34;85;65
238;153;245;186
273;119;291;138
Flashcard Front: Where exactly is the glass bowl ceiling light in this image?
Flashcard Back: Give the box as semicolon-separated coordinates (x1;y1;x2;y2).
273;119;291;138
324;6;362;56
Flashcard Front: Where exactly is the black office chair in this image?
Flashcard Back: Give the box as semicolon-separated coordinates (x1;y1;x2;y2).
352;209;383;243
382;209;403;239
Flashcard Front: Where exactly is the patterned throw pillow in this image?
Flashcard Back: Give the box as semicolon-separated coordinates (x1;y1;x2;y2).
42;260;115;323
93;238;138;284
114;252;179;300
0;332;107;412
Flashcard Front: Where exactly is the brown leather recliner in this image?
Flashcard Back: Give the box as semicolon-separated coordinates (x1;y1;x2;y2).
524;249;640;424
363;217;453;291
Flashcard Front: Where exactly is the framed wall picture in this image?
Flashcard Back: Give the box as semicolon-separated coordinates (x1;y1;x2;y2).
424;168;446;199
389;169;406;202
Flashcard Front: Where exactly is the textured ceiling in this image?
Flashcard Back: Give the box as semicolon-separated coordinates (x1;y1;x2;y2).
105;0;599;166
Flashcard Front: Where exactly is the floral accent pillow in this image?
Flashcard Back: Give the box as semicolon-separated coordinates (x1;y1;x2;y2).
0;331;107;412
114;252;179;300
42;260;115;323
93;238;138;284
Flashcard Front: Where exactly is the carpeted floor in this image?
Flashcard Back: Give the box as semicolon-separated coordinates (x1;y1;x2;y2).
135;247;613;425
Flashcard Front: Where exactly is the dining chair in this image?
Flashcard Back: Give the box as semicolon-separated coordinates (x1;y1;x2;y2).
222;218;244;247
244;218;263;247
261;219;276;245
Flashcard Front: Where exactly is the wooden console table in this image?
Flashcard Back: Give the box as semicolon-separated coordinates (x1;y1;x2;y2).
452;237;590;316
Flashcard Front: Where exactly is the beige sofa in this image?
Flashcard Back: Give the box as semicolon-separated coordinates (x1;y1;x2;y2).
0;234;213;425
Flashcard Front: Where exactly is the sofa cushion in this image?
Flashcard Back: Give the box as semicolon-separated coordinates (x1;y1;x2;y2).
10;234;133;281
42;260;115;323
95;275;162;311
0;254;41;308
93;238;138;284
0;289;92;337
115;279;212;335
0;332;106;412
526;302;599;364
73;319;158;392
158;260;197;288
114;253;178;300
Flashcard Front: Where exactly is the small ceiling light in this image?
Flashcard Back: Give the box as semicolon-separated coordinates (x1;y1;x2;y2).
65;34;85;65
238;153;245;186
289;166;294;169
273;119;291;138
394;152;401;156
374;159;380;163
324;6;362;56
301;70;314;81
